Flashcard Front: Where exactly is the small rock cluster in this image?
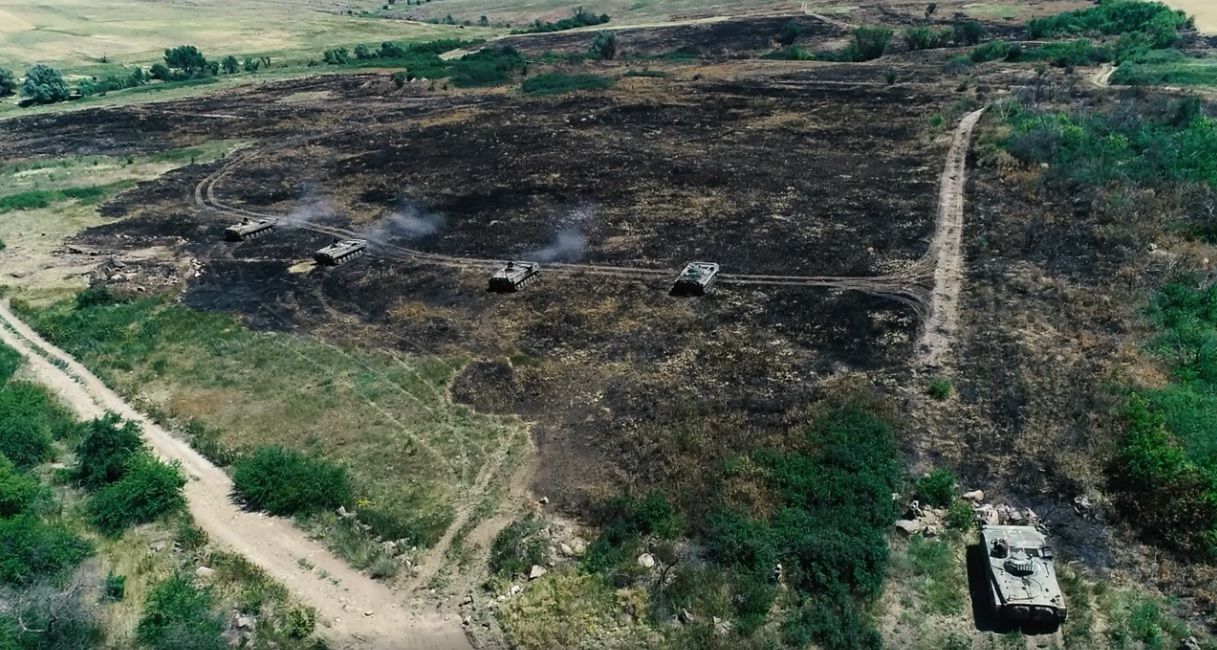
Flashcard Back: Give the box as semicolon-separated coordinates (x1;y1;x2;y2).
893;489;1040;536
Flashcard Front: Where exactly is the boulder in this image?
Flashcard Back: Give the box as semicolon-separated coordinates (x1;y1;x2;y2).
236;615;256;629
195;566;215;579
962;490;985;503
637;553;656;569
528;565;547;580
895;519;925;536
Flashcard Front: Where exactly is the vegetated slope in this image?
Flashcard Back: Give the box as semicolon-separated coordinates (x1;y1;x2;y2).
0;299;473;650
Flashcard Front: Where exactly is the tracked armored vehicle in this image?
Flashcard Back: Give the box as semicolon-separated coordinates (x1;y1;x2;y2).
223;218;275;242
314;239;367;266
488;261;539;292
671;262;720;296
980;525;1067;626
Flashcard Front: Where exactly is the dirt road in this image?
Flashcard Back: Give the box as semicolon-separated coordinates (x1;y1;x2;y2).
0;299;471;650
917;108;986;369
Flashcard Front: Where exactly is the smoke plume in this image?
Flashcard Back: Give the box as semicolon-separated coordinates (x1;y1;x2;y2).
364;199;445;245
527;203;594;262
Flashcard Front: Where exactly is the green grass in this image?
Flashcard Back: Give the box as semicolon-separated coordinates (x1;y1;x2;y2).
1113;50;1217;87
521;71;614;95
905;536;965;615
0;181;135;214
17;295;523;548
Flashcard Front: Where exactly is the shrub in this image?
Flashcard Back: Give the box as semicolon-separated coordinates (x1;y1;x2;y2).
74;412;144;489
285;607;316;639
0;515;91;585
0;580;104;648
0;341;19;385
946;499;975;531
0;67;14;97
232;446;350;516
88;453;185;535
517;7;610;34
323;47;350;65
448;46;526;87
74;284;123;309
490;515;546;577
781;593;882;650
0;456;40;518
952;20;985;46
849;26;893;62
778;20;804;46
0;383;59;470
1028;1;1189;46
136;574;224;650
522;72;613;96
914;468;957;508
589;30;617;60
928;377;953;400
904;26;952;50
972;39;1016;63
103;572;126;601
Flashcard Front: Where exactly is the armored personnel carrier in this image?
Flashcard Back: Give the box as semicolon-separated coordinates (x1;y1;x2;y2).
671;262;720;296
488;261;539;292
223;218;275;242
980;525;1067;626
314;239;368;266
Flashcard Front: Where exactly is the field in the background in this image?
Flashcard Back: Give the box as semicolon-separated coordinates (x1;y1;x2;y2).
1164;0;1217;33
0;0;497;71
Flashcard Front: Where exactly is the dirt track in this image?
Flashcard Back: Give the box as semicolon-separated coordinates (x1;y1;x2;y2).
0;299;471;650
918;108;986;368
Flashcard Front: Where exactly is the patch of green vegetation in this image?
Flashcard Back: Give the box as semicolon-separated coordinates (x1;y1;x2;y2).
1000;96;1217;192
0;181;136;214
1027;1;1191;63
904;26;954;51
1101;587;1194;649
514;7;610;34
136;573;225;650
928;377;953;400
449;46;528;87
490;515;546;579
906;535;965;615
913;468;956;507
521;71;614;95
623;69;668;78
232;445;351;516
1113;50;1217;87
971;39;1021;63
88;452;186;535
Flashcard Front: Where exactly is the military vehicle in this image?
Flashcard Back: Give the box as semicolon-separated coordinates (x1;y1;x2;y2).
314;239;368;266
980;525;1067;626
488;261;539;292
671;262;720;296
223;218;275;242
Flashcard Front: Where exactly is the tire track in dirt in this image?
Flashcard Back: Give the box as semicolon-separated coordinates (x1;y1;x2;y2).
0;299;472;650
917;108;987;369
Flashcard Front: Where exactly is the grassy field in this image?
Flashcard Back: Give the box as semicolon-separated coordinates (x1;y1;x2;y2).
19;295;526;550
0;0;498;72
1113;54;1217;88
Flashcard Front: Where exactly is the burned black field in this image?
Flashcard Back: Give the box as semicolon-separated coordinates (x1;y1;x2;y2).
1;57;968;510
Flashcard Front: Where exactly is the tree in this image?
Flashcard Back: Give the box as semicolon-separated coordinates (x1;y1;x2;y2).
953;20;984;46
849;26;893;62
220;55;238;74
590;30;617;60
0;68;15;97
149;63;171;81
924;3;938;21
478;15;489;26
20;65;70;105
163;45;209;78
241;57;260;73
0;456;39;518
129;66;147;86
391;71;408;89
322;47;350;65
354;43;375;60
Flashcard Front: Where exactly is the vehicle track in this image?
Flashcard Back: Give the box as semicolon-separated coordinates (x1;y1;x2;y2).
0;299;472;650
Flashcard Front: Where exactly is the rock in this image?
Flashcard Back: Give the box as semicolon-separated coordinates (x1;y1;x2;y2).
975;504;1000;526
364;610;374;617
337;505;351;518
559;543;574;557
713;616;732;636
1180;636;1202;650
679;609;694;624
962;490;985;503
149;540;169;552
895;519;925;536
236;615;255;629
460;594;473;606
461;616;471;627
1073;495;1092;514
569;539;587;556
195;566;214;579
528;565;547;580
538;496;549;505
637;553;656;569
509;584;522;596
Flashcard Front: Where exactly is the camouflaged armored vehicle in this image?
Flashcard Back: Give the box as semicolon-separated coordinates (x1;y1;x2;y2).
314;239;367;266
223;218;275;242
488;261;539;292
981;525;1067;626
671;262;720;296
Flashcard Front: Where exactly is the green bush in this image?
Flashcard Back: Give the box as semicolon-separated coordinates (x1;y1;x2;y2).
88;453;185;535
0;455;40;518
848;26;893;62
590;30;617;60
1026;39;1114;67
952;20;985;46
972;39;1017;63
0;515;91;585
945;499;975;531
232;446;351;516
74;412;145;489
1027;1;1189;46
928;377;953;400
516;7;609;34
0;342;19;385
0;382;62;469
914;468;957;508
74;284;124;309
449;46;526;88
781;592;882;650
137;574;224;650
490;515;546;577
103;571;127;601
522;72;613;96
904;26;953;51
285;607;316;639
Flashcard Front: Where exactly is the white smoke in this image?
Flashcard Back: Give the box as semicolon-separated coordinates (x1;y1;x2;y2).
364;199;445;244
284;186;335;226
527;203;595;262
